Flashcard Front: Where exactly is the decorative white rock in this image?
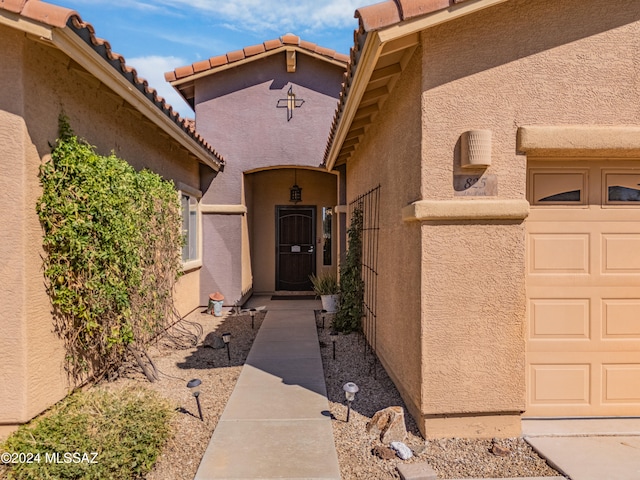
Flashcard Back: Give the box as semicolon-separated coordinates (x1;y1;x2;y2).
390;441;413;460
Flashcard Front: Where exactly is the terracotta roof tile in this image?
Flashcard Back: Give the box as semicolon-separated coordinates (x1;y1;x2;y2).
399;0;450;20
1;0;27;13
354;1;401;32
175;64;195;78
20;0;76;27
299;39;317;50
226;49;245;63
192;59;211;73
209;54;228;68
244;43;266;57
355;0;474;32
281;33;299;45
167;33;349;82
0;0;225;167
264;38;283;50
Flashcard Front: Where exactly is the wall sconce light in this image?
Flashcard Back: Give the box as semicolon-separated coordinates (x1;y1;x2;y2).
187;378;203;421
343;382;359;422
290;169;302;203
222;332;231;362
461;129;492;168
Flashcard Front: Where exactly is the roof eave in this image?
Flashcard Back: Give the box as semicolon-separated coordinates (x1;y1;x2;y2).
324;0;512;170
0;8;222;171
52;27;222;171
169;45;349;107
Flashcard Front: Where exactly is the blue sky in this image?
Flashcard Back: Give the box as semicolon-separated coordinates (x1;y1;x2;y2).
49;0;362;116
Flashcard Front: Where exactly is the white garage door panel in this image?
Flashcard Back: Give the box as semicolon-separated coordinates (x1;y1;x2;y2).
526;162;640;417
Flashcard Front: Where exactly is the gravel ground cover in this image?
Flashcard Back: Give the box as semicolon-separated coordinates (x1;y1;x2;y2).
316;314;563;479
102;306;561;479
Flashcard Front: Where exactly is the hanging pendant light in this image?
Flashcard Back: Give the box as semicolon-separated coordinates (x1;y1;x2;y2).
290;169;302;203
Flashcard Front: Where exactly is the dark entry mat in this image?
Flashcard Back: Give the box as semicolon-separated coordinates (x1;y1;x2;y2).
271;295;316;300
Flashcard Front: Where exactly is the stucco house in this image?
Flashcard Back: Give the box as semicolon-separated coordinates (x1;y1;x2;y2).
0;0;223;437
324;0;640;437
165;35;348;304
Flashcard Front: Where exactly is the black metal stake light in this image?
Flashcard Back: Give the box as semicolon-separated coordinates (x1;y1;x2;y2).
222;332;231;362
343;382;359;422
187;378;203;421
330;330;338;360
250;308;256;329
320;309;327;331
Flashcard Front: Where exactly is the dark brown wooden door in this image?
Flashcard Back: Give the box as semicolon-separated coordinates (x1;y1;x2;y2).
276;207;315;290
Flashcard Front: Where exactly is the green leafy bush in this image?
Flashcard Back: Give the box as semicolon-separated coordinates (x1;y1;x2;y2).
0;388;173;480
334;206;364;332
37;116;182;378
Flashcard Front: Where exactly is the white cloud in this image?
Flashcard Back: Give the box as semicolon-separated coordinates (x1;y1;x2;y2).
127;55;194;116
156;0;363;32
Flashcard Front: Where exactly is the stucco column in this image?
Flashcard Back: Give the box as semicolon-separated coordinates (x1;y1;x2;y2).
0;113;29;434
405;200;528;438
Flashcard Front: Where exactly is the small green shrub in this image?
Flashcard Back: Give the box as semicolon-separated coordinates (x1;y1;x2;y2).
0;388;173;480
309;272;339;295
334;206;364;333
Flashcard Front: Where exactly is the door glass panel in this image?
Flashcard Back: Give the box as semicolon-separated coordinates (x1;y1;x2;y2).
530;171;587;205
605;173;640;204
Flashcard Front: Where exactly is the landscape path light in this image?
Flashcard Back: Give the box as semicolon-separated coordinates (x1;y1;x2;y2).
320;309;327;330
250;308;257;329
343;382;359;422
330;330;338;360
187;378;203;421
222;332;231;362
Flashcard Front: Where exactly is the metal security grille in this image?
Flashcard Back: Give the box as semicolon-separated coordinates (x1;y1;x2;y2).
349;185;380;366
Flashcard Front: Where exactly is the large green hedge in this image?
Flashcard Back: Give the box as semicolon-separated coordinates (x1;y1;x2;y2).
37;116;182;378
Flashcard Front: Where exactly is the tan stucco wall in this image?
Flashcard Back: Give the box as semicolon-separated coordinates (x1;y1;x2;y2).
0;27;205;433
415;0;640;436
247;168;338;293
344;48;424;425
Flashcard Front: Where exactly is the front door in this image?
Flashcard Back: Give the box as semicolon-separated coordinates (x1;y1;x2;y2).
276;206;316;291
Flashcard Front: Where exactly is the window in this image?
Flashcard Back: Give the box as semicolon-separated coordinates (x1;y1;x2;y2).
178;184;201;268
529;170;588;206
322;207;333;265
604;172;640;205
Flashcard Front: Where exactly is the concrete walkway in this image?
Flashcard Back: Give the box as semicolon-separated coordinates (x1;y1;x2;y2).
523;419;640;480
194;297;341;480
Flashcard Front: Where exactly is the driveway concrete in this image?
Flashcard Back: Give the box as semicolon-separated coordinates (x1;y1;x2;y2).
523;419;640;480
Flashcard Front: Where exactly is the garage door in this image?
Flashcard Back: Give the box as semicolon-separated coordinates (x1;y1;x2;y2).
526;161;640;417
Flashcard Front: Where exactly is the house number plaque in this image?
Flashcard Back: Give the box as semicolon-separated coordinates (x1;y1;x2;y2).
454;174;497;196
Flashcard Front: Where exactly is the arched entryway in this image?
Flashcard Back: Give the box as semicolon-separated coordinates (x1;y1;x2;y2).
244;167;338;294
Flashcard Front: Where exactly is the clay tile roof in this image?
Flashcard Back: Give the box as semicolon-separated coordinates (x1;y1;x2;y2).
167;33;349;82
193;59;211;73
355;0;472;32
0;0;224;167
324;0;474;166
281;33;300;45
226;49;246;63
244;43;266;57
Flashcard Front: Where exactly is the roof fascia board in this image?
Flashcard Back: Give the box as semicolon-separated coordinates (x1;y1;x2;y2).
325;0;511;170
51;28;220;171
377;0;511;44
325;32;383;171
0;9;53;39
170;45;347;89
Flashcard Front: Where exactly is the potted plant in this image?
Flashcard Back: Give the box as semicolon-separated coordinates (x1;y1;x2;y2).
309;272;340;313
